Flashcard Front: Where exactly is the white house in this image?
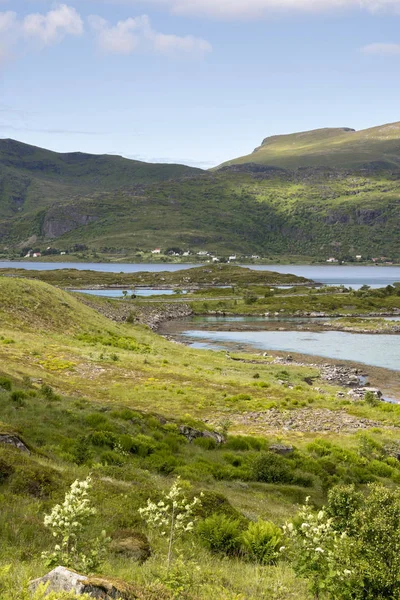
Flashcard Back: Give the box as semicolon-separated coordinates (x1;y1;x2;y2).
229;255;237;261
151;248;161;254
326;257;337;263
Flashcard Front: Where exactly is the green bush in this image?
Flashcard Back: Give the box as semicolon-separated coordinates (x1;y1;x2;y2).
225;436;251;451
197;514;242;556
9;464;57;498
193;437;217;450
240;520;283;564
10;390;27;407
85;413;113;431
0;456;14;483
100;450;125;466
252;452;293;484
326;484;363;533
0;377;12;391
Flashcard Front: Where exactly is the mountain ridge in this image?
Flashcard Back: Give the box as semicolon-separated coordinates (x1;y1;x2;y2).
218;121;400;170
1;130;400;259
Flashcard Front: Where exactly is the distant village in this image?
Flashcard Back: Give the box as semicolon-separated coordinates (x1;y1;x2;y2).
8;244;396;265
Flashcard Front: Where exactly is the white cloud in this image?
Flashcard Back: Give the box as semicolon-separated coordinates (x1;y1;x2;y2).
89;14;212;56
107;0;400;19
22;4;84;45
0;5;84;64
0;10;16;32
362;42;400;55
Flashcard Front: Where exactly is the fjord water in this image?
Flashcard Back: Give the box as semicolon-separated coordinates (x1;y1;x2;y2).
181;328;400;371
1;262;400;289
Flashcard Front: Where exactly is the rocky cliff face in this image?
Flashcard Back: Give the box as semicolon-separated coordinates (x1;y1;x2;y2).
41;206;98;238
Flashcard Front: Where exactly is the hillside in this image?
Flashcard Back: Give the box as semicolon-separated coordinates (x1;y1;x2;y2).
2;277;400;598
218;122;400;170
0;138;202;220
1;133;400;260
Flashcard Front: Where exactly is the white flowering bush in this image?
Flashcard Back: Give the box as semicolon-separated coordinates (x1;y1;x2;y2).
42;476;109;572
139;477;202;566
284;498;353;599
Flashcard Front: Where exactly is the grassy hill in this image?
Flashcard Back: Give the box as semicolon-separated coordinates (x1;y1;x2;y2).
0;138;202;220
1;133;400;260
2;277;400;598
218;122;400;170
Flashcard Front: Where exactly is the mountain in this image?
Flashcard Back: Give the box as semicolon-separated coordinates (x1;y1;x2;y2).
1;132;400;260
217;122;400;170
0;138;203;219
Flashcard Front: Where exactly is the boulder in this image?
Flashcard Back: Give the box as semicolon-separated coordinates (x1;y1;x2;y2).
30;567;140;599
269;444;294;456
110;531;151;563
0;433;30;453
179;425;225;444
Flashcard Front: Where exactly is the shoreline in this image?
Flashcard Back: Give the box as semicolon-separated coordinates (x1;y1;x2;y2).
158;322;400;402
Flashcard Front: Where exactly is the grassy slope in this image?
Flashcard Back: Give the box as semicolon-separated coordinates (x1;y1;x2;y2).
218;122;400;169
2;277;400;597
0;138;202;219
1;134;400;259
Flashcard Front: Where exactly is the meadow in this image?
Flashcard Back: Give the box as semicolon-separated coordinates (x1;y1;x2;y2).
1;273;400;598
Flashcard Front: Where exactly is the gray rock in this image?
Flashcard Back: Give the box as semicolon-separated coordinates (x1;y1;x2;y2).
0;434;30;453
30;566;138;599
179;425;225;444
269;444;294;456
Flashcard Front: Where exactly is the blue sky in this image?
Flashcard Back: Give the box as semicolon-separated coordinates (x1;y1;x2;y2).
1;1;400;167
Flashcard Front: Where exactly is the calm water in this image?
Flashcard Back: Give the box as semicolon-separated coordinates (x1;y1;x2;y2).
72;288;183;298
180;327;400;371
0;262;399;289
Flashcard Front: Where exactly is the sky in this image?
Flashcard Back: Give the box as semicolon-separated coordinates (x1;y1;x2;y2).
1;1;400;168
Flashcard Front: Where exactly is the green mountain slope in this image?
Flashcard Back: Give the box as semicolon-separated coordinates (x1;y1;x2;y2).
0;138;202;219
218;122;400;170
1;133;400;260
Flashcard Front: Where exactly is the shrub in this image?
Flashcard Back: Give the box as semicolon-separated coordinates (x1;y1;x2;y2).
100;450;125;466
240;520;283;564
85;413;113;431
197;514;242;556
0;457;14;483
326;484;363;533
225;436;251;451
252;452;293;484
9;464;57;498
193;437;217;450
42;476;109;573
10;390;27;407
0;377;12;391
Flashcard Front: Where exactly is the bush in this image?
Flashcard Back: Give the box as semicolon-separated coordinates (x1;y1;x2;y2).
0;457;14;483
240;520;283;564
85;413;113;431
10;390;27;407
326;484;363;533
225;436;251;451
9;464;57;498
197;514;242;556
193;437;217;450
0;377;12;391
252;452;293;484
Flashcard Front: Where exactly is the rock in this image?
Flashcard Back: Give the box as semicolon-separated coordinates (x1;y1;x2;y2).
0;433;30;453
30;567;140;599
269;444;294;456
110;531;151;563
179;425;225;444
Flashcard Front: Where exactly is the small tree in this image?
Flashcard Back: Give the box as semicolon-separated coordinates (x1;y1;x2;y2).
42;476;109;572
139;477;201;567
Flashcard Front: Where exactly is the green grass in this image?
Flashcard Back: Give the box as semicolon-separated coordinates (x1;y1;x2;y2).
218;122;400;169
1;275;400;597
